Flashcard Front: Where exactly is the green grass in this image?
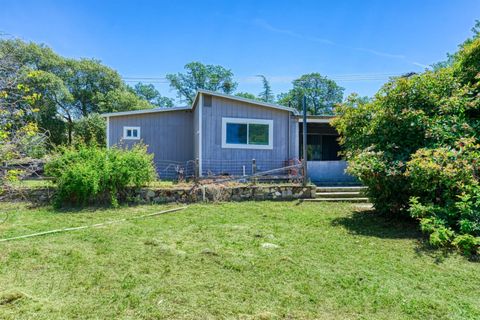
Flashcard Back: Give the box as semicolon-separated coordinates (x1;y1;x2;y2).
8;179;54;189
0;201;478;319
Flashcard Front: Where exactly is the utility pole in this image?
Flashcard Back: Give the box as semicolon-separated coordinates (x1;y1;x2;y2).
302;95;308;186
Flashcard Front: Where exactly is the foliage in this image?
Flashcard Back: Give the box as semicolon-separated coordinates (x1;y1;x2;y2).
45;144;156;206
431;19;480;71
235;92;258;100
131;82;174;107
256;75;274;102
407;139;480;255
166;61;237;104
333;26;480;254
96;88;152;113
0;44;47;188
0;38;154;146
73;113;106;146
278;73;344;114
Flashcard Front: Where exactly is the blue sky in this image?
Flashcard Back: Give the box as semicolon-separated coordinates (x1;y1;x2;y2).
1;0;479;103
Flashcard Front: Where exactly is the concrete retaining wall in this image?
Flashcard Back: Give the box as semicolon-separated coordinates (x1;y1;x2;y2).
307;160;358;185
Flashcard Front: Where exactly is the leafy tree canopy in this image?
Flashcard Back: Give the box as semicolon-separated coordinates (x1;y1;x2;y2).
277;73;344;115
166;62;237;104
257;75;274;103
131;82;174;108
0;45;47;186
235;92;258;100
0;38;153;145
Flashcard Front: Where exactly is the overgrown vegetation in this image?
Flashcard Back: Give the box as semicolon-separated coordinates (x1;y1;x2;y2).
45;144;156;207
333;23;480;255
0;201;478;319
0;42;47;191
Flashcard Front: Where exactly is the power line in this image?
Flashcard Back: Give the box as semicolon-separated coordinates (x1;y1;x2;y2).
122;73;402;84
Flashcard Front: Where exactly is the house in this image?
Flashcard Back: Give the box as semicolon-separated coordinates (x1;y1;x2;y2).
102;89;356;184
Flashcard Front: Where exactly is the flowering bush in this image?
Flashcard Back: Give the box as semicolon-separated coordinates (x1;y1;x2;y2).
333;32;480;255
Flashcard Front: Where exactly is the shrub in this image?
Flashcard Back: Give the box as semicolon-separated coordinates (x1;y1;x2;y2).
333;26;480;255
45;144;156;206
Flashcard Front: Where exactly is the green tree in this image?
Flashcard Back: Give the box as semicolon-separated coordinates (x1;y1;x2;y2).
0;39;154;145
131;82;174;107
278;73;344;115
166;62;237;104
257;75;274;102
0;46;46;187
64;58;124;116
73;113;106;146
235;92;257;100
97;89;152;114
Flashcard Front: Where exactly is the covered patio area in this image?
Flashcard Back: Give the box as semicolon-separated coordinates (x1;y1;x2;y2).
299;117;357;185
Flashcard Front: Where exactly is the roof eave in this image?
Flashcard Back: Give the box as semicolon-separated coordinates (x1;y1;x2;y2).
101;106;191;118
193;89;299;115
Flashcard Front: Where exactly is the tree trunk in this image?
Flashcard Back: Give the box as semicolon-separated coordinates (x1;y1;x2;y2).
67;121;73;145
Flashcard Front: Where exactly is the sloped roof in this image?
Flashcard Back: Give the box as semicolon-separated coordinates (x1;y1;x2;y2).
102;89;298;117
192;89;299;115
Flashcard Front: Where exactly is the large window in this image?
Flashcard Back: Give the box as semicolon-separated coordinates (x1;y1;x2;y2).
300;134;341;161
123;126;140;140
222;118;273;149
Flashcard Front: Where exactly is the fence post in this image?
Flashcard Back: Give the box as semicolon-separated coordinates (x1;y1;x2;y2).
194;158;199;183
302;95;308;186
251;158;257;185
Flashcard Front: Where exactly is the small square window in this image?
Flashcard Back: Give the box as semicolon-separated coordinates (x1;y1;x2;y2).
123;126;140;140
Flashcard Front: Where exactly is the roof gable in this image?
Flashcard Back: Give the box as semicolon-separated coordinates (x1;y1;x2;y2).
192;89;299;115
102;89;299;118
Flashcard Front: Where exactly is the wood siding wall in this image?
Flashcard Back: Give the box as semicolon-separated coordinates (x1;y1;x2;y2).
200;95;297;175
108;111;194;179
107;94;300;178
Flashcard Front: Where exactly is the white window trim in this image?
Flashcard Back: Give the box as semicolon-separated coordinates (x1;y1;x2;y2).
221;117;273;150
123;126;141;140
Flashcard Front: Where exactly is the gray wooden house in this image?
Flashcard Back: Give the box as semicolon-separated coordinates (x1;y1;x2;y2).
103;89;355;184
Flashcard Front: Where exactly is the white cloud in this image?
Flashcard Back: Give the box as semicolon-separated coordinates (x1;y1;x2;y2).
251;18;426;66
252;19;334;45
353;47;405;59
412;61;429;69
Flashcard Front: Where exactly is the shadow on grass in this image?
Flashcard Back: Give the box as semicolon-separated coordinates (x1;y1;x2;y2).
331;209;422;240
331;208;480;263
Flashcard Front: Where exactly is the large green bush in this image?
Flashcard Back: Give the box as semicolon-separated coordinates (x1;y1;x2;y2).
45;144;156;206
333;32;480;255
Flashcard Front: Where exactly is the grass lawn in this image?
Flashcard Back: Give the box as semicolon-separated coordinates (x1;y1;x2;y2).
0;201;478;319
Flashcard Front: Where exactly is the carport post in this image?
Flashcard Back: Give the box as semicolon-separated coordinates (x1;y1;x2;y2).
302;95;308;186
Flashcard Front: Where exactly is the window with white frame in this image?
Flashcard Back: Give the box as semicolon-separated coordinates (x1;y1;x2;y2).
123;126;140;140
221;118;273;149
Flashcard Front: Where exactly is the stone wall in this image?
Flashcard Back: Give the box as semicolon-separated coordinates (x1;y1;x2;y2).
0;187;55;204
2;184;315;205
126;184;315;204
